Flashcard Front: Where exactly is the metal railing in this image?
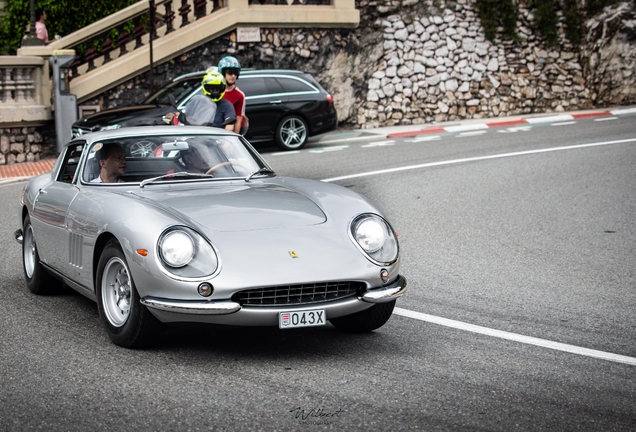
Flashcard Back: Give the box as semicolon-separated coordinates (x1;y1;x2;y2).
2;0;357;122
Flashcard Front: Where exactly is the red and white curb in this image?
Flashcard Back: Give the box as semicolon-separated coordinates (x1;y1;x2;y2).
386;107;636;138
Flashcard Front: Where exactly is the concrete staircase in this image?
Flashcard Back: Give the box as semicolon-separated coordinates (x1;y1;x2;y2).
8;0;358;113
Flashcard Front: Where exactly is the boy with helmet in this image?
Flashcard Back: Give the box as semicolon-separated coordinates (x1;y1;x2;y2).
165;71;236;130
218;56;248;135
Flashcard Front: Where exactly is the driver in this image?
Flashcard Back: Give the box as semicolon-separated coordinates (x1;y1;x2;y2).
91;143;126;183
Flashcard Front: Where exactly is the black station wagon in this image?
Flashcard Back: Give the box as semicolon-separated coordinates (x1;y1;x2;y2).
72;69;338;150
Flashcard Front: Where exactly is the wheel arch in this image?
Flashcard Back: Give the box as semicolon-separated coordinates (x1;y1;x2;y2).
93;232;118;288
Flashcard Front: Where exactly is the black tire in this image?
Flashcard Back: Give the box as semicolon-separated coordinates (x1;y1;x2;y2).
275;115;308;150
96;239;163;348
329;300;396;333
22;215;63;295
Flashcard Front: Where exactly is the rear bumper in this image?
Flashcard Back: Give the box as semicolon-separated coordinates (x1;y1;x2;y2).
141;275;407;325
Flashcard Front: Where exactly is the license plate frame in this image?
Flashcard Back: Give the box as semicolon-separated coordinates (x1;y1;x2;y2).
279;309;326;329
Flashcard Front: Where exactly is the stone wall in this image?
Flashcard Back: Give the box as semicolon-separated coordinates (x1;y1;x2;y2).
82;0;636;128
0;125;53;165
3;0;635;163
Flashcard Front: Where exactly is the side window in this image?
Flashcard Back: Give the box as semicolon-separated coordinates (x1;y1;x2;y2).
274;77;317;94
56;142;85;183
264;78;285;95
236;77;268;97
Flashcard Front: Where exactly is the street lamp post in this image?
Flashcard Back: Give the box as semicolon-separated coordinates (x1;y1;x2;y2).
22;0;45;46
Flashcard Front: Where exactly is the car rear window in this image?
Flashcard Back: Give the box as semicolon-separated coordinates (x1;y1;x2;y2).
274;77;318;93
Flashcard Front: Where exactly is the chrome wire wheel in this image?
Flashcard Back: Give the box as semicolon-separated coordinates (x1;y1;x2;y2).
23;224;36;279
101;257;132;328
278;116;307;150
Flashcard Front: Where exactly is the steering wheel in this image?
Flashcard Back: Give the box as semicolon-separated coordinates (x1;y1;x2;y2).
205;161;246;175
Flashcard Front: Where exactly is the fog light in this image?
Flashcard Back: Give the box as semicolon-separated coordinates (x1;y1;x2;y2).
380;269;389;283
198;283;213;297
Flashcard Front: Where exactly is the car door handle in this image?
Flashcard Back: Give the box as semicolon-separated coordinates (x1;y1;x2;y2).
269;100;282;105
38;189;48;194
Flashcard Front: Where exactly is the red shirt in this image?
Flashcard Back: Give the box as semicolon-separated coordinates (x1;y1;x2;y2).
223;87;246;117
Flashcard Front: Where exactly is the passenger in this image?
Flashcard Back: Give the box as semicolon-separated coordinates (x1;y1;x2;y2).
218;56;248;135
165;71;236;130
91;143;126;183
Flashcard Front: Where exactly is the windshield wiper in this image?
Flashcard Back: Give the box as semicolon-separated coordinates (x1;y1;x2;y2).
245;167;275;182
140;172;214;187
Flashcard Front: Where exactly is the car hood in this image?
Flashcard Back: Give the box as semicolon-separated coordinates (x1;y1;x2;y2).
129;183;327;232
73;105;172;129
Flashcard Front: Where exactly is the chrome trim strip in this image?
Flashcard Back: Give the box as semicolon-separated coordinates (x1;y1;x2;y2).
359;275;407;303
141;297;241;315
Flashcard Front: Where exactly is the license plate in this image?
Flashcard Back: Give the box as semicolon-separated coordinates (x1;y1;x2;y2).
279;309;326;329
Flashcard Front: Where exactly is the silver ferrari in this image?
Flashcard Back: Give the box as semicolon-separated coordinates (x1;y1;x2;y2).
15;126;407;347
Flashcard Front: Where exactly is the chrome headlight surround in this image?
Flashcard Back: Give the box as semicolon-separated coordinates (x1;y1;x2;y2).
156;226;219;280
349;213;399;265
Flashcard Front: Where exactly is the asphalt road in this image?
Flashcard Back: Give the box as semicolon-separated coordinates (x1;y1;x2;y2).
1;114;635;431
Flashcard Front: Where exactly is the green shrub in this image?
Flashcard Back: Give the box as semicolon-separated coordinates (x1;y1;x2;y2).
476;0;519;41
0;0;137;54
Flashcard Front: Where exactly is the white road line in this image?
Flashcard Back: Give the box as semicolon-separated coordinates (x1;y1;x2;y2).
320;137;636;182
406;135;441;142
361;140;396;148
551;121;577;126
309;145;349;154
457;130;488;137
271;150;301;156
394;307;636;366
497;126;533;133
594;117;618;122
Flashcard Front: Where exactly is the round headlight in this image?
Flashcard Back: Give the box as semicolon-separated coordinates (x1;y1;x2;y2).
355;219;386;253
160;230;195;267
351;214;399;265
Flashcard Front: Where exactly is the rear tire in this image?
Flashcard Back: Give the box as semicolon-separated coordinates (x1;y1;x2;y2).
329;300;396;333
275;115;308;150
96;239;163;348
22;215;62;295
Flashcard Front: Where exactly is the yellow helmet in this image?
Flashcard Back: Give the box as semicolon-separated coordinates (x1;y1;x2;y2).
201;71;226;102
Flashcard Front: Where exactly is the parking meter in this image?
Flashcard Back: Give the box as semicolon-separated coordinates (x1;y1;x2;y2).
49;50;78;153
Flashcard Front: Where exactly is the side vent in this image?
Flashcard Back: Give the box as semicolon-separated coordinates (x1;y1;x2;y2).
69;233;83;268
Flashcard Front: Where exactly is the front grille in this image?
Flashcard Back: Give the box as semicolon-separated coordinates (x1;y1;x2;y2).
232;281;363;307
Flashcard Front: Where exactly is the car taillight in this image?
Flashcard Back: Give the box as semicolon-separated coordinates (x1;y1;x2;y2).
326;94;333;103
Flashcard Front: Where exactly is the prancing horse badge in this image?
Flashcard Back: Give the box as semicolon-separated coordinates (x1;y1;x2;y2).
288;251;298;258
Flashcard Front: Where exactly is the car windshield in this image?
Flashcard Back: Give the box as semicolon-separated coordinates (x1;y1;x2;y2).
82;133;265;184
142;77;202;105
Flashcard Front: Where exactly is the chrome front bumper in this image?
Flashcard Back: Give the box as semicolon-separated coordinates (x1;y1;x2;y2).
359;275;407;303
140;275;407;321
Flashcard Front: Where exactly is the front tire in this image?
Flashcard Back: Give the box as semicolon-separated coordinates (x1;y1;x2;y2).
96;239;163;348
22;215;62;295
275;115;308;150
329;300;396;333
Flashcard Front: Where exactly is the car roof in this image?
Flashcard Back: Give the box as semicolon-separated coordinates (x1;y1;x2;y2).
173;69;309;82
